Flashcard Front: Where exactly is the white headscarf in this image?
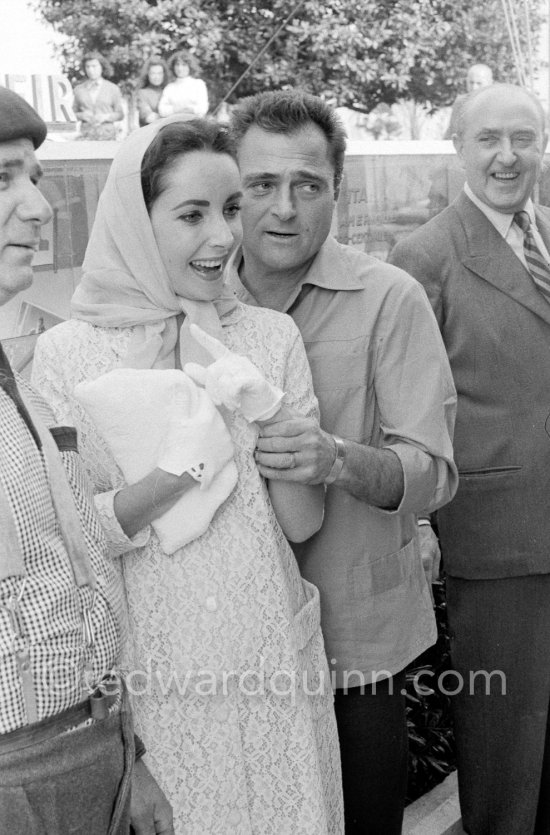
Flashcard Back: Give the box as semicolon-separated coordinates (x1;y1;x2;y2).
71;116;240;368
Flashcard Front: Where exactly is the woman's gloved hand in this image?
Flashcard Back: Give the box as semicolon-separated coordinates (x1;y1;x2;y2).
157;384;234;489
184;324;284;423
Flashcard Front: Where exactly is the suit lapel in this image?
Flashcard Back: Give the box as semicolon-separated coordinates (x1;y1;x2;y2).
455;192;550;327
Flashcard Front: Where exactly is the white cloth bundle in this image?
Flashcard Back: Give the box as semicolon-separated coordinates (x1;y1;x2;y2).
74;368;238;554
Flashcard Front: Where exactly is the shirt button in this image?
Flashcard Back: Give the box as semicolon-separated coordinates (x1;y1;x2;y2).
205;595;217;612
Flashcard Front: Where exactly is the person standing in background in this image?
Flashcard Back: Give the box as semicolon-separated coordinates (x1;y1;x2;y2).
443;63;493;139
157;50;208;118
73;51;124;140
136;57;170;127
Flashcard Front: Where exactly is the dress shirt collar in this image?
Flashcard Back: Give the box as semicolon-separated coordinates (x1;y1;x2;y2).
233;236;365;309
464;182;536;237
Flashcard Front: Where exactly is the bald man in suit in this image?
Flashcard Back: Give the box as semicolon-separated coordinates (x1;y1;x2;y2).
390;84;550;835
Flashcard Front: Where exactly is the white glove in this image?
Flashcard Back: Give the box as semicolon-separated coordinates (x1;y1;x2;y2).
157;384;234;490
184;324;284;423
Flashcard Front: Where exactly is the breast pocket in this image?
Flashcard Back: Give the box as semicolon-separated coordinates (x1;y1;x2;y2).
306;340;378;443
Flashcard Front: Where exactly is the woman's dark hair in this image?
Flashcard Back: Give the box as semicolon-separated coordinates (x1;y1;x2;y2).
141;118;235;212
81;51;112;79
168;50;200;77
138;56;169;90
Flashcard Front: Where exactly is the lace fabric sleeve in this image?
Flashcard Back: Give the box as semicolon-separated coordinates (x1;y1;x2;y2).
259;317;324;542
281;324;320;422
32;330;151;557
32;333;78;427
95;489;150;556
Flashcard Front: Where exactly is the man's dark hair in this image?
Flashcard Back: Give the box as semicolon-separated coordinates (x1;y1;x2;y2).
141;118;235;212
230;89;347;194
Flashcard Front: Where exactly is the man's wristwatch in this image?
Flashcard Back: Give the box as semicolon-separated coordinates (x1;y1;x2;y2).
325;435;346;484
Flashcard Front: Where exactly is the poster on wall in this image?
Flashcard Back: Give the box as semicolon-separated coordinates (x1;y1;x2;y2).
6;303;64;376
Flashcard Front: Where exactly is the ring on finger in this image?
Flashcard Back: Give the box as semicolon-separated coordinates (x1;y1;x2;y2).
288;453;296;469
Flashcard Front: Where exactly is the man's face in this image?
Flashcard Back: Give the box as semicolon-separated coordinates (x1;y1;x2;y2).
467;66;492;92
85;59;103;81
237;124;336;280
454;87;548;215
0;138;52;305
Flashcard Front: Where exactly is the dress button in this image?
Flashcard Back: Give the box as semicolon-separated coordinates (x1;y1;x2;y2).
205;595;217;612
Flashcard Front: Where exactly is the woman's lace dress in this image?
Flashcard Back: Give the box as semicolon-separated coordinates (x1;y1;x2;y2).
33;303;344;834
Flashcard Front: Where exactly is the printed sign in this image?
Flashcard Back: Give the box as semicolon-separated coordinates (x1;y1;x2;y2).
1;72;76;128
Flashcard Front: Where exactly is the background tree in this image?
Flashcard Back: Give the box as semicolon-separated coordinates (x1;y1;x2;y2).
33;0;543;113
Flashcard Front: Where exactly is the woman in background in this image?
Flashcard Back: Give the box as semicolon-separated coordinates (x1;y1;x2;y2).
33;117;343;834
73;51;124;140
136;56;169;127
158;50;208;118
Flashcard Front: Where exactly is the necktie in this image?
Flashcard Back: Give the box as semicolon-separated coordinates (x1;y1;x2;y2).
513;210;550;303
0;342;41;447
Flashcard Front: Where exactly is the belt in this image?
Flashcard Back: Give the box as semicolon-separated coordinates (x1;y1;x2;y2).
0;677;121;756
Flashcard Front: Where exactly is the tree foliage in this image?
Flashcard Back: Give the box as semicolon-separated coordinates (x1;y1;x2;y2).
33;0;543;113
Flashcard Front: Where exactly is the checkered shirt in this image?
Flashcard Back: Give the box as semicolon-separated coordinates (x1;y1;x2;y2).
0;376;119;733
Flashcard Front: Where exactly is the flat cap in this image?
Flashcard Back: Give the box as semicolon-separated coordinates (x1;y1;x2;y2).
0;86;47;148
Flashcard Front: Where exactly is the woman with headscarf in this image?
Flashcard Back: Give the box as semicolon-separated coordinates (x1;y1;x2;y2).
32;117;344;834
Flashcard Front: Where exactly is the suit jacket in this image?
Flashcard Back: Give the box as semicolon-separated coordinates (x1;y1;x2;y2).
389;191;550;579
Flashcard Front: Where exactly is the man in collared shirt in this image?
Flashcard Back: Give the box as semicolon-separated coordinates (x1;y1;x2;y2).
0;86;172;834
229;89;458;834
390;84;550;835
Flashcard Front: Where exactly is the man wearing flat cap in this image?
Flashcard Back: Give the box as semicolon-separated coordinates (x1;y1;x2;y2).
0;87;173;834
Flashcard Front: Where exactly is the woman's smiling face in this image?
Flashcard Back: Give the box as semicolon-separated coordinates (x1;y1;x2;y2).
149;150;243;301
